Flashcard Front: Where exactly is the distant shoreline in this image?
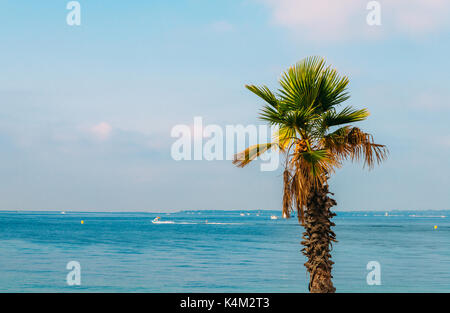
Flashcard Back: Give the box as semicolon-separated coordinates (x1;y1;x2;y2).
1;209;449;214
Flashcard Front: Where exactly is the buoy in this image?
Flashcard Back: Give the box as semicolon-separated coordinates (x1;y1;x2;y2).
81;220;84;224
434;225;438;230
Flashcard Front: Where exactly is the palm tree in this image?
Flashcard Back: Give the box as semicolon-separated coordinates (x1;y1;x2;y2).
233;56;388;293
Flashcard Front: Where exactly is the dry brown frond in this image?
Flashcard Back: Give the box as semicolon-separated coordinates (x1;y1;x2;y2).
282;169;292;219
323;127;388;169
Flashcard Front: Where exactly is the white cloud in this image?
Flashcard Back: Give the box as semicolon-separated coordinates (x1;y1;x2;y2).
391;0;450;33
258;0;450;40
89;122;112;140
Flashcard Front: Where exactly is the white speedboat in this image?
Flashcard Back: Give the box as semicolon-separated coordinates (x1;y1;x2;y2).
152;217;174;224
270;215;278;220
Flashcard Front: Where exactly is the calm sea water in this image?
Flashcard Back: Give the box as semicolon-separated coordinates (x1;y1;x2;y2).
0;210;449;293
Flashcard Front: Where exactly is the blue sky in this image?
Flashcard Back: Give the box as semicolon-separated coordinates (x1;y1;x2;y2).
1;0;449;211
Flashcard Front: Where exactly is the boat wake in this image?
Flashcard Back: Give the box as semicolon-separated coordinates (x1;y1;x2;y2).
205;222;243;225
152;220;175;224
151;218;243;225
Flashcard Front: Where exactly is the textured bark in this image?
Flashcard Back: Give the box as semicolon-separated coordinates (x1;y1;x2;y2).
301;182;337;293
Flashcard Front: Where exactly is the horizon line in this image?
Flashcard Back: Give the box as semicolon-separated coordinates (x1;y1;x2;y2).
1;208;449;213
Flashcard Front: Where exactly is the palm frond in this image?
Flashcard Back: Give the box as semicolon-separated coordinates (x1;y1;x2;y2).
278;56;326;111
321;106;370;128
323;127;388;168
233;143;275;168
315;66;350;112
259;104;283;125
245;84;279;108
277;56;350;116
293;149;338;179
273;126;298;152
347;128;388;168
281;106;316;133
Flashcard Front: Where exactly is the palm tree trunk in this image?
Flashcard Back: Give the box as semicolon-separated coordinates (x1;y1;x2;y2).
301;182;337;293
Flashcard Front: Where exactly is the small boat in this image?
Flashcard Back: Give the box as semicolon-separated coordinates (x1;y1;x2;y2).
61;211;66;214
240;213;245;216
152;217;174;224
270;215;278;220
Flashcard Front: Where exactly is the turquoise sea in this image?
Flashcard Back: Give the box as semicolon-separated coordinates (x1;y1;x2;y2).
0;210;449;293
